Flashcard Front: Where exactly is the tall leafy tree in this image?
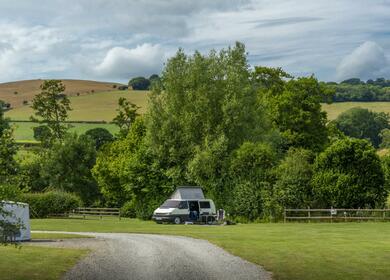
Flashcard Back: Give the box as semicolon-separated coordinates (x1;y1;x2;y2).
147;42;276;186
274;148;314;211
113;97;140;138
31;80;71;144
0;101;17;181
40;134;100;204
312;138;387;208
256;68;333;152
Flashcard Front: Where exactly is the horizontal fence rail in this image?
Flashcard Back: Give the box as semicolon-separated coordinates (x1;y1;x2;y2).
284;208;390;223
69;207;121;220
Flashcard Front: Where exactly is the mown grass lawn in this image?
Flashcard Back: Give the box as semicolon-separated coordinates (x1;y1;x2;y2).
0;245;87;280
32;218;390;280
0;232;90;280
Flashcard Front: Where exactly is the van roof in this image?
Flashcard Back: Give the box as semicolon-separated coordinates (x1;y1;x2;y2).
170;186;205;199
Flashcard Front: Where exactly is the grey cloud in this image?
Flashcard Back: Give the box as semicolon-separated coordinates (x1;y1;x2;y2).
248;17;323;28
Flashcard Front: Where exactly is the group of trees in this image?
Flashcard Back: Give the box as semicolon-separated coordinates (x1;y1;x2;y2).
1;42;390;223
93;43;389;220
128;74;160;90
332;107;390;148
326;78;390;102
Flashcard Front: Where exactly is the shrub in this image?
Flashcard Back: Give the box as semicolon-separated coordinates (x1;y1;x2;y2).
22;100;28;105
21;191;81;218
120;201;136;218
85;127;114;150
33;125;52;142
0;184;22;201
312;138;387;208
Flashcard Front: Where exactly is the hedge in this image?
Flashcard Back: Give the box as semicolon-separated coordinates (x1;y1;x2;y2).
21;191;82;218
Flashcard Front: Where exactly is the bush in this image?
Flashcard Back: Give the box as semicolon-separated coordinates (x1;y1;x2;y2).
33;125;52;142
0;184;22;201
85;128;114;150
21;191;81;218
120;201;136;218
312;138;386;208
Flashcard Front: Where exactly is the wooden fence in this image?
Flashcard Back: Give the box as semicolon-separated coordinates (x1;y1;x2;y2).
69;207;121;220
284;208;390;223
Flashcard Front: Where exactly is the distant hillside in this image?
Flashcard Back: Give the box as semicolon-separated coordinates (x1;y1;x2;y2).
0;79;124;108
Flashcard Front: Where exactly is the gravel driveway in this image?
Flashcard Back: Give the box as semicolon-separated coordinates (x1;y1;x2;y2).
31;231;271;280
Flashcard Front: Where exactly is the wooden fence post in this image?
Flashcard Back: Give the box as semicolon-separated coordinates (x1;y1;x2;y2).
284;209;286;223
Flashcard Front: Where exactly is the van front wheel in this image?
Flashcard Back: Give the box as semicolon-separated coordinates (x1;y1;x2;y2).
173;217;181;224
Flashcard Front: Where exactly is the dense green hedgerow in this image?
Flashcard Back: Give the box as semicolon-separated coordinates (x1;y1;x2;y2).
20;191;81;218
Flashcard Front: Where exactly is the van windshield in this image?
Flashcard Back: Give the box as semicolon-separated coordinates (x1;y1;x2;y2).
160;200;181;209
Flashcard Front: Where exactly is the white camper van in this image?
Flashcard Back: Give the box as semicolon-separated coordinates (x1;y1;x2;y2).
152;186;216;224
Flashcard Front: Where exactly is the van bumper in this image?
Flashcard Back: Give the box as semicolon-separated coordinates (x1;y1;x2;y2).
152;215;175;223
152;214;189;223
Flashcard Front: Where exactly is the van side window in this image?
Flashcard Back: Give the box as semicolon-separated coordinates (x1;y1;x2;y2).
199;201;210;209
178;201;188;209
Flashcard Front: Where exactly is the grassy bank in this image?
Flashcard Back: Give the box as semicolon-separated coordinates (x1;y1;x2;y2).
32;218;390;280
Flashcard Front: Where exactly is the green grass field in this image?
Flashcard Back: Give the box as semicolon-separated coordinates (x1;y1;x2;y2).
5;90;149;122
31;218;390;280
0;232;91;280
10;122;119;141
323;102;390;120
0;245;87;280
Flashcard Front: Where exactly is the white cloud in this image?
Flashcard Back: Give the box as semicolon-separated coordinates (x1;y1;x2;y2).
93;44;166;79
336;41;388;81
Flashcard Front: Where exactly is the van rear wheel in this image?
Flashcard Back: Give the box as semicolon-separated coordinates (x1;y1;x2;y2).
173;217;181;224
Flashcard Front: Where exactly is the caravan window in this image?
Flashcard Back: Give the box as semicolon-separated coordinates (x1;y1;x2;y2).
160;200;181;209
199;201;210;209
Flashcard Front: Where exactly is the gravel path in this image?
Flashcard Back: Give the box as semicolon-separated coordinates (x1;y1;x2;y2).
31;231;271;280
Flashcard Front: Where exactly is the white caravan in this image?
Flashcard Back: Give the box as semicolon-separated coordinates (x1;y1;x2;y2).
0;201;31;241
152;186;216;224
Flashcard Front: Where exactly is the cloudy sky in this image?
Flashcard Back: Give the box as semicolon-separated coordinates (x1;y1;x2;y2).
0;0;389;83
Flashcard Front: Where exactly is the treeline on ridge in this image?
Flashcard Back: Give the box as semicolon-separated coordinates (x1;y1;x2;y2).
325;77;390;102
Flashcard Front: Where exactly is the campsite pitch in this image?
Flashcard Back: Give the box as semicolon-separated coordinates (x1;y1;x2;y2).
32;218;390;280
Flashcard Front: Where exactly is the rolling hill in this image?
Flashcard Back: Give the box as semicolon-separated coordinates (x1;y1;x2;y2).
0;79;124;108
5;89;149;122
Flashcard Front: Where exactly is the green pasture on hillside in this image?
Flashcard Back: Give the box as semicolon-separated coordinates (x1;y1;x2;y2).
323;102;390;120
32;219;390;280
5;90;149;122
10;121;119;141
